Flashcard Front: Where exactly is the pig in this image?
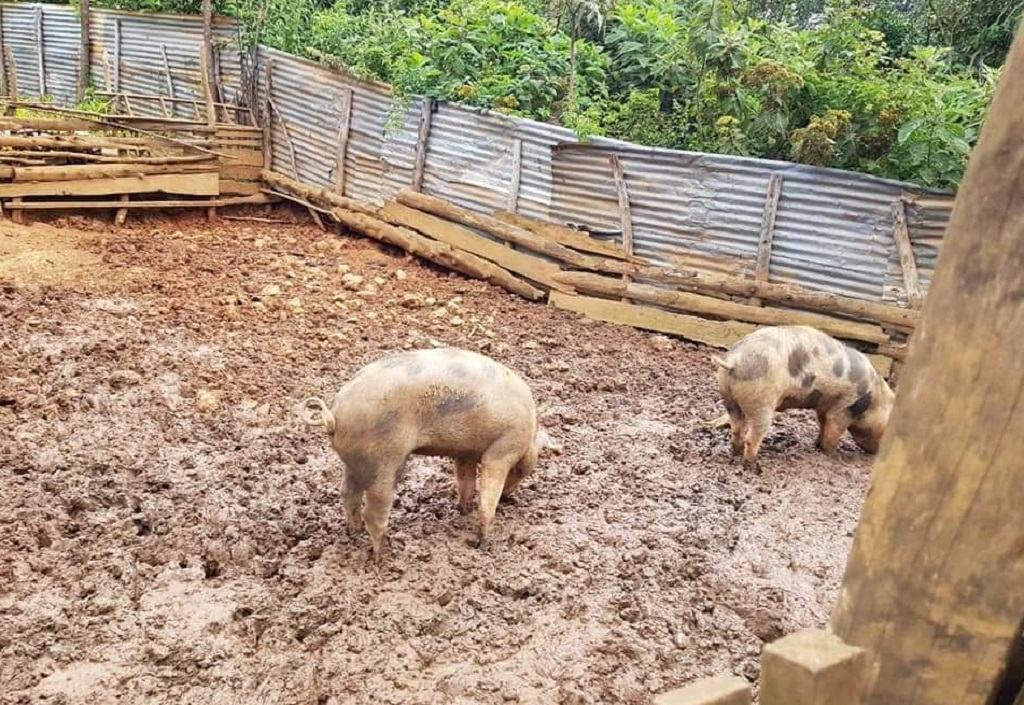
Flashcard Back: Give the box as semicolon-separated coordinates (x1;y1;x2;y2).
301;347;561;562
711;325;896;470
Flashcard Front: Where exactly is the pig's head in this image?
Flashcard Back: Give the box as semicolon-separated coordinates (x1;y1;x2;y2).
501;426;562;497
848;380;896;454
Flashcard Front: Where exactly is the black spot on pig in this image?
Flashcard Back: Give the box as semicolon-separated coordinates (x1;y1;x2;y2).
801;373;816;388
371;410;400;436
448;363;469;379
437;391;479;416
405;360;425;377
806;390;823;407
848;391;873;418
789;348;810;376
733;353;770;381
722;389;741;416
832;357;847;378
341;452;379;492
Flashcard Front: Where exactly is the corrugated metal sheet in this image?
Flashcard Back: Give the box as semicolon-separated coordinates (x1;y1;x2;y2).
90;9;241;118
0;4;243;117
0;6;957;307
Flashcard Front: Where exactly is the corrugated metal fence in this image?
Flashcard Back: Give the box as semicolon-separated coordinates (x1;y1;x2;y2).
0;3;955;306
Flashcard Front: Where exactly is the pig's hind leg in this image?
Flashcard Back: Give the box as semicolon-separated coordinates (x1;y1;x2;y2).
741;407;773;471
360;457;407;564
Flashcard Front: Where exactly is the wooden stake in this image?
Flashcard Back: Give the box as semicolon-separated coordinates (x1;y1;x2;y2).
891;199;923;308
411;97;434;191
831;21;1024;704
160;45;174;116
199;44;216;128
609;154;634;303
333;87;353;195
113;19;121;94
115;194;129;226
77;0;90;103
35;5;46;98
262;58;273;172
0;6;7;101
5;46;19;111
507;138;523;213
752;173;783;305
11;196;23;224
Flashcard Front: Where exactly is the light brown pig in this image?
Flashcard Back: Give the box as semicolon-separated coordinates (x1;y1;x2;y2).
712;325;895;469
301;347;561;561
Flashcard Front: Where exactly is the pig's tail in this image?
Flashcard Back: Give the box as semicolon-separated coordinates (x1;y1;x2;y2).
301;397;336;434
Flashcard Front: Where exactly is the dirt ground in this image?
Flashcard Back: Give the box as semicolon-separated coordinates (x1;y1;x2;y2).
0;208;874;705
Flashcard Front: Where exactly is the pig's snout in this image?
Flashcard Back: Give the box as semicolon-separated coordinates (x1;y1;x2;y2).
301;397;336;434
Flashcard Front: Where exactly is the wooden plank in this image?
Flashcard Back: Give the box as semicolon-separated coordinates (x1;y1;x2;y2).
114;194;129;225
13;163;217;182
379;200;571;293
752;173;783;305
759;629;871;705
218;179;262;196
609;154;635;303
160;44;174;112
830;23;1024;705
262;58;273;172
0;171;220;198
493;209;645;262
554;270;891;346
411;98;434;191
10;193;275;210
219;164;262;181
891;199;923;308
333;87;353;195
549;291;757;349
35;5;45;97
653;676;752;705
0;151;213;165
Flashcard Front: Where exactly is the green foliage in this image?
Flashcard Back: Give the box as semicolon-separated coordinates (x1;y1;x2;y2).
49;0;1011;189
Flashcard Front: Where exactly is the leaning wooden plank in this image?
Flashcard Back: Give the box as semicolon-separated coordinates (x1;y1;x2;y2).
638;267;919;332
891;199;924;308
493;209;644;262
0;172;220;198
328;209;544;301
263;174;544;301
13;162;217;182
261;169;380;216
10;193;275;210
397;189;607;268
553;271;889;345
549;291;757;349
378;201;572;293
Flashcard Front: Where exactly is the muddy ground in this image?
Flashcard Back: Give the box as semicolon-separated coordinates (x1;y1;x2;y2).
0;208;873;705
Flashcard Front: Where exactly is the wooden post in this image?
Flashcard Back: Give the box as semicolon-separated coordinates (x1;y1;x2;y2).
831;20;1024;705
199;44;216;129
11;196;23;224
160;45;174;116
609;154;635;303
507;138;523;213
333;87;353;195
262;58;273;172
77;0;90;103
751;173;782;305
115;194;129;226
35;5;46;98
4;46;18;113
890;199;923;308
112;19;120;94
653;676;752;705
411;97;434;191
759;629;871;705
0;6;7;100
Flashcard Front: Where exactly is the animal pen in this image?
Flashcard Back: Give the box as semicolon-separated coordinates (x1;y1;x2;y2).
0;2;1022;704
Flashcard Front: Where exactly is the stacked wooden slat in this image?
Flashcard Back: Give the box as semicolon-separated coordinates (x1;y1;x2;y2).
260;171;914;373
0;109;270;222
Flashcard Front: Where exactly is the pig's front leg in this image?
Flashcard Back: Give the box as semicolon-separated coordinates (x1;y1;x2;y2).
473;438;521;550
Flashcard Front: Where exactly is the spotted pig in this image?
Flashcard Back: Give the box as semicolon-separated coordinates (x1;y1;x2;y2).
712;325;896;469
301;347;561;562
